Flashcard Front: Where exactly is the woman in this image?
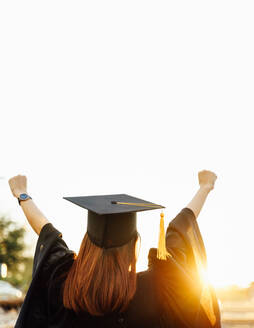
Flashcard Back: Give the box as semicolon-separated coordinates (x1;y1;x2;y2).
9;170;221;328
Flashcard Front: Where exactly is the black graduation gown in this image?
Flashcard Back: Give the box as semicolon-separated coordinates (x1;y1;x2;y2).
15;208;221;328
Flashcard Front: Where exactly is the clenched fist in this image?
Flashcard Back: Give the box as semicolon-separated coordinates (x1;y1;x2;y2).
9;175;28;198
198;170;217;191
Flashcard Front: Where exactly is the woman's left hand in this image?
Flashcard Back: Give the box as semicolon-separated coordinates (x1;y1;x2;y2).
198;170;217;191
8;175;28;198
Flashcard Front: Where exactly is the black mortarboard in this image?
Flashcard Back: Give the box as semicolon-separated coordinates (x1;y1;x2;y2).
63;194;164;248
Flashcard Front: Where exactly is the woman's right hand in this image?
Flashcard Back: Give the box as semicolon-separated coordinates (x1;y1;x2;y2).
198;170;217;191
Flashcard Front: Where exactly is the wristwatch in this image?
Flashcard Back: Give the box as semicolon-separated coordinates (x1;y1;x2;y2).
18;193;32;205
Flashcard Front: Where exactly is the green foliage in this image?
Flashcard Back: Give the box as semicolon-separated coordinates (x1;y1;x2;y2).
0;216;33;291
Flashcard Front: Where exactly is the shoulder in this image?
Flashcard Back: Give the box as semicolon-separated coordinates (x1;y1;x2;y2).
168;208;196;231
33;223;75;278
147;248;176;274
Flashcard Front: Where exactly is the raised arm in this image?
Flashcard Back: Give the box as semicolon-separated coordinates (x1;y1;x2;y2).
8;175;49;235
187;170;217;219
161;171;220;328
166;170;217;263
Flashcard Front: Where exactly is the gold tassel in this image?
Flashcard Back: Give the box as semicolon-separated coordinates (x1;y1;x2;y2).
157;212;170;260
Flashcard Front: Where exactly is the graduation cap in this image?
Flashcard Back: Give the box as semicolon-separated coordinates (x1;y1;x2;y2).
63;194;168;258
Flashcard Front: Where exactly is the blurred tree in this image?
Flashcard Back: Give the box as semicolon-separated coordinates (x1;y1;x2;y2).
0;215;32;291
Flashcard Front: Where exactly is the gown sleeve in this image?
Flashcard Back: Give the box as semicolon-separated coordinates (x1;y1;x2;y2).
166;208;207;277
33;223;74;280
167;208;219;326
151;208;221;328
14;224;75;328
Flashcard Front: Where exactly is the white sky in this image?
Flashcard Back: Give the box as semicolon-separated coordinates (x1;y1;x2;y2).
0;0;254;287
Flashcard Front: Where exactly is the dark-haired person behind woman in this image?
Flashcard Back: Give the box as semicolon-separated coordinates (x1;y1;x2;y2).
9;171;221;328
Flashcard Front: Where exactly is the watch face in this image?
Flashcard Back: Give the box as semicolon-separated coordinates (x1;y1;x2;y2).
20;193;28;200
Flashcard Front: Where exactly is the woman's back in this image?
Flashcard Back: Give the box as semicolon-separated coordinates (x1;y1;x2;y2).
19;208;220;328
47;263;161;328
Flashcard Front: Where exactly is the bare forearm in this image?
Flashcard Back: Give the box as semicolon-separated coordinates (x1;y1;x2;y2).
8;175;50;235
186;186;211;219
20;199;49;235
186;170;217;219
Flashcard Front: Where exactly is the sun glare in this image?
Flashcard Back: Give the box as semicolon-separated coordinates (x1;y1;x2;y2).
207;267;251;289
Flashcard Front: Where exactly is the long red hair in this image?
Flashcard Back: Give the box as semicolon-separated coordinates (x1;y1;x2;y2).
63;232;138;316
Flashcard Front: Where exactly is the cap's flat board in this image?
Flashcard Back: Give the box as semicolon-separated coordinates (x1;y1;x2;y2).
63;194;164;215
